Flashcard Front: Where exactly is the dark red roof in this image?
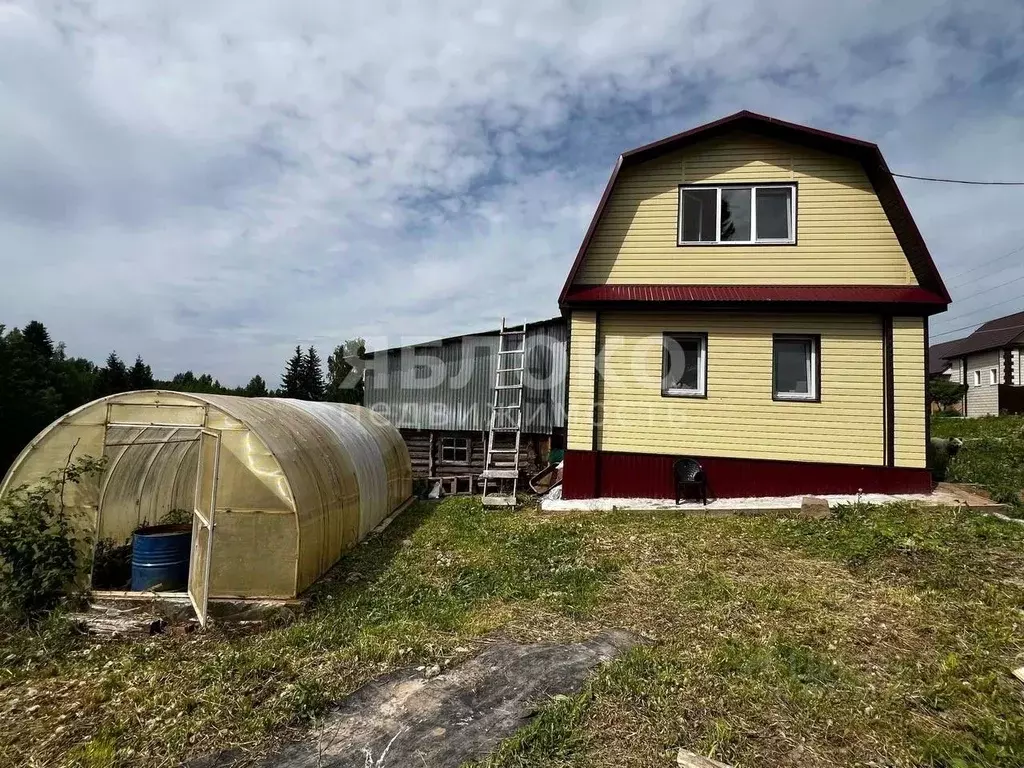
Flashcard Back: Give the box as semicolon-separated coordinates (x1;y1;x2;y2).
563;284;948;309
558;110;950;308
950;310;1024;356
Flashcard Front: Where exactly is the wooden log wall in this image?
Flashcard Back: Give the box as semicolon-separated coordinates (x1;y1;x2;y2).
400;429;557;485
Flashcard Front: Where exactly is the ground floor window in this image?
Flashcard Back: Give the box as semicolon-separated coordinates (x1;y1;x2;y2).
440;436;471;464
662;333;707;397
773;335;819;401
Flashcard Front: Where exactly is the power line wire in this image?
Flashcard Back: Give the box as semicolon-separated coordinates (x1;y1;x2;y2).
930;283;1024;340
932;299;1024;339
932;320;1024;341
947;270;1024;308
893;173;1024;186
934;291;1024;332
941;242;1024;283
867;172;1024;341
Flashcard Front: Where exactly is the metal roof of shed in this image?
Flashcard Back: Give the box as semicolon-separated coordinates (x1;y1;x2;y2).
363;317;567;433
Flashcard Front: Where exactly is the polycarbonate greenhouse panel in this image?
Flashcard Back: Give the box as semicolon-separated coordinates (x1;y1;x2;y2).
0;391;413;602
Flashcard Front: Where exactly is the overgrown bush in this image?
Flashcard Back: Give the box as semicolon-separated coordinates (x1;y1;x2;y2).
0;455;106;621
91;537;133;590
160;508;192;526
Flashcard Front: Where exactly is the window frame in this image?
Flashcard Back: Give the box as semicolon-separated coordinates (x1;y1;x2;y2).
772;334;821;403
440;435;471;465
989;367;998;385
972;370;981;387
677;182;798;246
661;332;708;399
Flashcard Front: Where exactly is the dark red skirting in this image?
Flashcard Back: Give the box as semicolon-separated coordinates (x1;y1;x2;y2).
562;449;932;499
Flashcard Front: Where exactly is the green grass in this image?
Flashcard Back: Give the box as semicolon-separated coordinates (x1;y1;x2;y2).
0;499;620;767
3;499;1024;767
932;414;1024;507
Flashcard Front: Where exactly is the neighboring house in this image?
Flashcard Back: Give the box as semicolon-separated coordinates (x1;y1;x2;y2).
363;318;566;488
928;338;965;380
939;311;1024;416
927;337;967;413
558;111;950;499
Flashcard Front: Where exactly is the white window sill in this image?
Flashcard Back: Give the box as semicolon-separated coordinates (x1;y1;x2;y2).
663;388;706;398
677;240;796;247
774;392;818;402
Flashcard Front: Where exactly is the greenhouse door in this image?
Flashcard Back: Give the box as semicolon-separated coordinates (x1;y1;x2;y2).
188;429;220;627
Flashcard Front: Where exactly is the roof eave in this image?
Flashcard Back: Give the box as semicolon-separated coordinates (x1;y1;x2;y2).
561;300;949;317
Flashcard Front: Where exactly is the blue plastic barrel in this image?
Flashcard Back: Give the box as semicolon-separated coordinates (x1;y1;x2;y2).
131;524;192;592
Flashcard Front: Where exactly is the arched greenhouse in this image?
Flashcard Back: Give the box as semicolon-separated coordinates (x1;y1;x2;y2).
0;391;412;621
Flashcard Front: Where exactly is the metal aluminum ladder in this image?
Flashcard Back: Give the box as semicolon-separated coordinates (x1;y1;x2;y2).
480;318;526;508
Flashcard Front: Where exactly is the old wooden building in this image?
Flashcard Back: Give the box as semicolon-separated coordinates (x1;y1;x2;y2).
363;317;567;491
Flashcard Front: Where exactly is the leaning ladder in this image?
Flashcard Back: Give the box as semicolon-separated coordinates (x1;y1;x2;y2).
480;318;526;508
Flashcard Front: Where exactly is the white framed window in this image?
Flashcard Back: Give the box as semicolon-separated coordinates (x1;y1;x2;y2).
440;436;470;464
972;370;981;386
662;333;707;397
678;184;796;245
990;367;998;385
773;335;819;401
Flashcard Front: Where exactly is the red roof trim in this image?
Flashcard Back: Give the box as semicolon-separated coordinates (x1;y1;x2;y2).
557;110;951;306
562;284;947;306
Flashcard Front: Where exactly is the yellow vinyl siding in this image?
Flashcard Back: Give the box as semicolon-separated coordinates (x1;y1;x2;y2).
576;131;916;286
593;312;884;465
567;311;597;450
892;317;927;468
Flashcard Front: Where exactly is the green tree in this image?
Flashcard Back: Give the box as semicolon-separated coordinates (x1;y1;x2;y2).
95;352;130;397
128;355;154;390
326;338;366;404
0;324;63;474
162;370;230;394
54;346;98;411
169;370;197;391
282;346;305;399
303;346;326;401
243;374;269;397
21;320;55;360
929;378;968;410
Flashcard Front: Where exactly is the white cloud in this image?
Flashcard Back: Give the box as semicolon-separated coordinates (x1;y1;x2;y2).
1;0;1023;382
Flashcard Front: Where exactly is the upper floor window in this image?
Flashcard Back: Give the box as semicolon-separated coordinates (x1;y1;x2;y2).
678;184;796;245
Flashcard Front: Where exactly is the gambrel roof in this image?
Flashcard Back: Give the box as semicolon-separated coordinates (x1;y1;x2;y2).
559;110;950;311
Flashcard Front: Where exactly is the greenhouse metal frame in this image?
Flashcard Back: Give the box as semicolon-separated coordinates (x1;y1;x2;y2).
0;391;413;624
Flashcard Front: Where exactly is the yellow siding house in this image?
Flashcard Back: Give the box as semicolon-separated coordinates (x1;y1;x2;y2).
559;111;948;499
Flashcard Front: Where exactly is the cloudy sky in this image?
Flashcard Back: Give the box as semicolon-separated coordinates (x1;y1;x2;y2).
2;1;1023;385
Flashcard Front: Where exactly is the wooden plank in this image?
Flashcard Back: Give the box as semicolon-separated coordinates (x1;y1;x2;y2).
428;430;435;477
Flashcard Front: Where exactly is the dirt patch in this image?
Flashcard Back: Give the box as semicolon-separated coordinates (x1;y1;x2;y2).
192;630;637;768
